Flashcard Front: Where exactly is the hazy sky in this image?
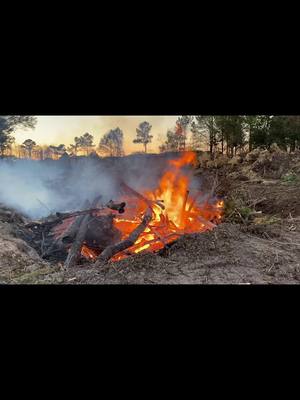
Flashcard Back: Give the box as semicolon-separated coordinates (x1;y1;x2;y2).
13;116;180;154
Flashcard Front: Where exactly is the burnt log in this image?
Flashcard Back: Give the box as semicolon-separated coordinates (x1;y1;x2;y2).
64;200;92;268
64;195;108;268
95;206;153;264
26;200;126;231
84;214;121;250
42;199;91;260
64;214;92;267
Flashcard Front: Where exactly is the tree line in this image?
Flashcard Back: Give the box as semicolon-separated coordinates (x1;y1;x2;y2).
1;115;300;160
159;116;300;157
0;116;154;159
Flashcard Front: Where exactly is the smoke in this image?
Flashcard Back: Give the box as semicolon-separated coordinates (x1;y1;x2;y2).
0;157;118;218
0;153;201;219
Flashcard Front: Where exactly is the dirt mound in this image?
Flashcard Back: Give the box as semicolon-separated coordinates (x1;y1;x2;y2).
245;148;261;163
251;149;290;179
228;177;300;218
0;206;63;284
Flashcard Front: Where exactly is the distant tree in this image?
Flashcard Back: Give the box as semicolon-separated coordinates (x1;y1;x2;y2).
176;116;192;151
69;133;95;156
250;115;273;149
99;127;124;157
133;121;153;153
159;143;167;153
284;116;300;151
57;144;67;154
0;132;15;156
191;116;219;157
79;132;94;155
31;145;43;160
243;116;259;152
0;115;37;157
68;136;81;155
215;116;245;156
49;144;67;159
190;116;213;152
160;130;182;152
42;146;53;159
268;116;300;151
21;139;37;159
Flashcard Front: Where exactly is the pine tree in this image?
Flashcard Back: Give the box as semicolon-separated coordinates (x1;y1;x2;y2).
133;122;153;153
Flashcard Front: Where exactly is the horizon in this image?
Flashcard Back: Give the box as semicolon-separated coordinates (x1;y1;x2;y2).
13;116;184;155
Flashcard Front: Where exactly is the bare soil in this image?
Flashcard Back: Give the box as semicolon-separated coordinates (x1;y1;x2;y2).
62;221;300;284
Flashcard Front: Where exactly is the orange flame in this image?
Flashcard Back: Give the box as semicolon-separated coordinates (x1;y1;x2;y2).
111;152;223;260
53;152;224;263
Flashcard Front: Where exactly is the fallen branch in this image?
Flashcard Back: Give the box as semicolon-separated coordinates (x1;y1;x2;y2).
197;215;216;230
120;182;155;210
248;197;267;208
25;200;125;230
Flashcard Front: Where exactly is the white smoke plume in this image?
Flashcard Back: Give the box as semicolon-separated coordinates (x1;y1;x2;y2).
0;153;200;219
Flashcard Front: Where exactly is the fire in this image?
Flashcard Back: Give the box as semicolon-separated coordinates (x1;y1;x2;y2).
81;244;98;259
53;151;224;263
110;151;224;261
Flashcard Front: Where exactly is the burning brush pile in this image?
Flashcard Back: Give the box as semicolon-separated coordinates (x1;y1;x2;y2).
23;152;224;267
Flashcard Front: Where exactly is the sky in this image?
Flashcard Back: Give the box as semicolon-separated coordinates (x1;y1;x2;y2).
13;116;180;154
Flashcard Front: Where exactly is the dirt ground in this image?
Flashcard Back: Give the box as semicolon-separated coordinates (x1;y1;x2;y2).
1;150;300;284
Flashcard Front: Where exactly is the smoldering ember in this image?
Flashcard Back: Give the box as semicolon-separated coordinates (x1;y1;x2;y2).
1;115;300;284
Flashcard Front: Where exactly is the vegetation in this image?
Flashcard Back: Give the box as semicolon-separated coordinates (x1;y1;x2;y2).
69;133;95;156
99;127;124;157
21;139;37;158
282;172;299;184
176;116;192;151
160;115;300;157
2;115;300;160
0;116;37;157
133;121;153;153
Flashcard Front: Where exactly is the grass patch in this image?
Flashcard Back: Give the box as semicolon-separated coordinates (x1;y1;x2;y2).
282;172;299;184
224;199;256;224
10;265;63;284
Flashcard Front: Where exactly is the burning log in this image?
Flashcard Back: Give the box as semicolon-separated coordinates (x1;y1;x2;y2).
181;190;189;226
196;215;216;230
188;191;202;212
95;206;153;264
120;182;154;210
22;152;224;266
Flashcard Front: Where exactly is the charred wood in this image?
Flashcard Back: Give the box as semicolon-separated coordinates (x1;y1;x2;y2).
64;200;92;268
64;196;110;268
95;206;152;264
